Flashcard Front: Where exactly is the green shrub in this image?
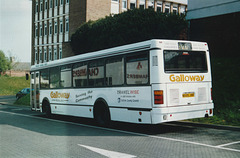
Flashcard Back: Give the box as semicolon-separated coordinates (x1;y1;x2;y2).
189;57;240;127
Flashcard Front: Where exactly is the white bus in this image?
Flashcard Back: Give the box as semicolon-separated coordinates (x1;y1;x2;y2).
30;39;214;125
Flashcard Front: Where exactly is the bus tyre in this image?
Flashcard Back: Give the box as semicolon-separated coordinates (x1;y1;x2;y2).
94;102;111;127
43;100;51;118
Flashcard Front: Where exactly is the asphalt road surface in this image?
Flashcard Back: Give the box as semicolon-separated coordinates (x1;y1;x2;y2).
0;97;240;158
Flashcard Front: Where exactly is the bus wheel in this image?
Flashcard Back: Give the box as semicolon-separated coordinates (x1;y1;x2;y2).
42;100;51;118
94;101;111;127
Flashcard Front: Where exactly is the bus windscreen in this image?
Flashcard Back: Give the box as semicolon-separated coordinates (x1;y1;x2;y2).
164;51;208;73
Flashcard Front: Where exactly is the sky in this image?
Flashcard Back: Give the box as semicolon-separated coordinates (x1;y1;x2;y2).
0;0;32;63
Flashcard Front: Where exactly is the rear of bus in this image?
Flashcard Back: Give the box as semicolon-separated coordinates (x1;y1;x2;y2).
151;40;214;124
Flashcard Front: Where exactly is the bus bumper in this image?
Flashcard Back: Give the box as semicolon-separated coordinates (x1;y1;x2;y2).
151;103;214;124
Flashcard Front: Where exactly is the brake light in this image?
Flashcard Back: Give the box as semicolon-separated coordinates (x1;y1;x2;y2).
154;90;164;104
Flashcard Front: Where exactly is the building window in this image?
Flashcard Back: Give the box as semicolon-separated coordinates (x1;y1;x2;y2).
65;18;69;32
173;5;178;14
66;0;69;4
35;1;39;13
180;5;186;15
148;0;154;9
59;46;62;59
49;47;52;61
54;21;58;34
35;25;38;37
49;22;52;35
35;49;38;63
139;0;145;9
55;0;58;7
157;1;162;12
122;0;127;9
60;0;63;5
39;48;42;62
54;47;57;60
45;0;48;10
44;23;48;36
44;48;47;62
40;0;43;11
40;24;42;37
165;3;170;13
130;0;136;9
60;19;63;33
50;0;53;8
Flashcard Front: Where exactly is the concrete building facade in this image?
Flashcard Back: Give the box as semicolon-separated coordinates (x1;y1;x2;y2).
32;0;187;65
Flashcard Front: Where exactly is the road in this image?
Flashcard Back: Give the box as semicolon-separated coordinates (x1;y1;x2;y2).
0;97;240;158
0;95;16;105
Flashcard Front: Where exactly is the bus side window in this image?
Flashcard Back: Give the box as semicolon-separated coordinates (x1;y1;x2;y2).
40;69;49;89
89;60;105;87
72;62;88;88
60;65;72;88
126;52;149;85
106;57;124;86
50;67;60;88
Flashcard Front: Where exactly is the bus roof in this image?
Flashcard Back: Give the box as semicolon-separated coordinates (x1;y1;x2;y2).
31;39;208;71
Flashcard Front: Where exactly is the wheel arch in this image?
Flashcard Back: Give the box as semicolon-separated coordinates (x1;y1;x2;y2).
42;97;50;113
94;98;108;107
93;97;111;126
93;98;110;114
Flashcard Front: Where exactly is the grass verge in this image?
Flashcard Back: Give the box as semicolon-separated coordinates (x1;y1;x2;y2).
0;76;30;96
14;94;30;106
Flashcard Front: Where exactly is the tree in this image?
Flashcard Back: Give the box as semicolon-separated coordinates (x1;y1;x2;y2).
71;9;188;55
0;50;11;74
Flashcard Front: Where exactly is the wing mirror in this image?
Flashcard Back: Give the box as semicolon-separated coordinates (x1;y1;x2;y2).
26;73;29;80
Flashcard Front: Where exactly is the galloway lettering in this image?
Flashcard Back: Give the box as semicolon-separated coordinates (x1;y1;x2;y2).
50;91;70;99
169;74;204;82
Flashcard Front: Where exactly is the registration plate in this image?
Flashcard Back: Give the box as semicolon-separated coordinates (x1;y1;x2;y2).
182;92;195;98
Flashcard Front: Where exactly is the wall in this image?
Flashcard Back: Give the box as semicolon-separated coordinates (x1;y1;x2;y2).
86;0;111;21
4;70;30;77
187;0;240;20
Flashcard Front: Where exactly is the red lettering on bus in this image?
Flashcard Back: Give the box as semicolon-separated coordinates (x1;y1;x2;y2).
89;68;99;76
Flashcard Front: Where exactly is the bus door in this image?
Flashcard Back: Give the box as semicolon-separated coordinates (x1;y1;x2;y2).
30;71;40;111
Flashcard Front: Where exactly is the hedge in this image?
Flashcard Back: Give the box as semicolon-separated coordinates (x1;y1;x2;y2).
71;9;187;55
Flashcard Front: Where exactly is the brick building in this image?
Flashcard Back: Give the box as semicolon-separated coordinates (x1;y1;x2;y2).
4;62;30;77
32;0;187;65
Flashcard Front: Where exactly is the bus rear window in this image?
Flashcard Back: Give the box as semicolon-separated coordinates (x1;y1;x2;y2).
164;51;208;73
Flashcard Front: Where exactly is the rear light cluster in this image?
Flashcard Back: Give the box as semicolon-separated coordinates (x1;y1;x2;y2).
206;109;213;115
154;90;164;104
210;109;213;115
